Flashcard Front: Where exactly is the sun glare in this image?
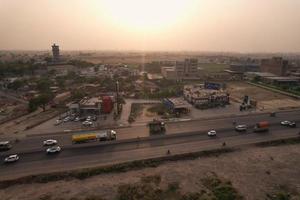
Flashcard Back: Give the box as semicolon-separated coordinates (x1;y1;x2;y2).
100;0;194;32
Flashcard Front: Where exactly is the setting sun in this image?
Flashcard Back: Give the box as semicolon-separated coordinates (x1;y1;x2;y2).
100;0;195;32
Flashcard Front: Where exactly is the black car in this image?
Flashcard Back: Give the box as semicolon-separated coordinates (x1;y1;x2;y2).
288;121;296;128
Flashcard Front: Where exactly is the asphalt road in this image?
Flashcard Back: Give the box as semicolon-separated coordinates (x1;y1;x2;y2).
1;109;300;153
0;110;299;180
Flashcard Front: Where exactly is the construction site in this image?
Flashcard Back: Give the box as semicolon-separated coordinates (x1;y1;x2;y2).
183;83;230;109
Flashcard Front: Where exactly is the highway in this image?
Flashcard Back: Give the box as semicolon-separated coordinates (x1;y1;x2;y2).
0;110;299;180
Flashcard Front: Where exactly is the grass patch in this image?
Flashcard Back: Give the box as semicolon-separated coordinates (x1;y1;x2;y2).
198;63;229;73
0;148;236;189
256;137;300;148
201;173;243;200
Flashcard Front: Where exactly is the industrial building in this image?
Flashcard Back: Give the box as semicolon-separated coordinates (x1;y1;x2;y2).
183;84;230;109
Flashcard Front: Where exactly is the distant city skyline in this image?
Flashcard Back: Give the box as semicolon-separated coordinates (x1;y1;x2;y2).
0;0;300;52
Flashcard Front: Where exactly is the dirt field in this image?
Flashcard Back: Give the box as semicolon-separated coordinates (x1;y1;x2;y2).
227;82;300;111
1;144;300;200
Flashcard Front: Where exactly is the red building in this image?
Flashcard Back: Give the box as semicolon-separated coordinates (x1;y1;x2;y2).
101;96;113;114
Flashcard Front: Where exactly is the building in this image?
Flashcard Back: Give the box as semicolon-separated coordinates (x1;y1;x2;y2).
161;58;202;80
183;84;230;109
261;76;299;87
176;58;198;78
162;98;191;114
52;43;60;62
260;57;288;76
161;67;177;80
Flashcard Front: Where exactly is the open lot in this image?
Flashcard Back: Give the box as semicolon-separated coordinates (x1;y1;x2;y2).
1;143;300;200
227;81;300;111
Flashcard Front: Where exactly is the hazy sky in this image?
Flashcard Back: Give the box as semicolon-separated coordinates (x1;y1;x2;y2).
1;0;300;52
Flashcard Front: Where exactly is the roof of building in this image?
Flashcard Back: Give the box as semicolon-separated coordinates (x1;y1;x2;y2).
164;98;191;108
263;76;300;82
80;97;102;106
245;72;276;77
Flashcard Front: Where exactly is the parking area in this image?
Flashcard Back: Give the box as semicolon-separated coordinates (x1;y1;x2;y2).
26;112;119;135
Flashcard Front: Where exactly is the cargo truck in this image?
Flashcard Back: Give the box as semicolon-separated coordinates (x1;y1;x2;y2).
148;120;166;134
72;130;117;144
253;121;269;132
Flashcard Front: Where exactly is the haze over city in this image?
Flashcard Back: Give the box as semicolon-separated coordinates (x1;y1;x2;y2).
1;0;300;52
2;1;300;200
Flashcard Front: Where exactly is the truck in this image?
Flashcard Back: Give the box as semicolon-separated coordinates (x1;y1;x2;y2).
0;141;12;151
253;121;269;132
72;130;117;144
148;120;166;134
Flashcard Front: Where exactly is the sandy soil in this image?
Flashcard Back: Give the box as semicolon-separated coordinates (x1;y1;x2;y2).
1;144;300;200
227;82;300;110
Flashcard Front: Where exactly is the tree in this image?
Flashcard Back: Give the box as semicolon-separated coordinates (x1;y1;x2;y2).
28;93;54;112
36;78;52;93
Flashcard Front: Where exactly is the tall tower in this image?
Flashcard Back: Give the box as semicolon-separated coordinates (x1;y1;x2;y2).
52;43;60;62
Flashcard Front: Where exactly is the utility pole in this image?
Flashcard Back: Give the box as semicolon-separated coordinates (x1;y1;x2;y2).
116;81;120;114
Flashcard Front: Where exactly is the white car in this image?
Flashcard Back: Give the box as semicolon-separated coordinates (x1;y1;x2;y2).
43;139;58;146
4;154;19;163
74;117;80;122
235;125;247;132
63;117;70;122
46;146;61;154
86;116;92;121
208;130;217;137
55;119;62;126
281;121;290;126
82;121;93;126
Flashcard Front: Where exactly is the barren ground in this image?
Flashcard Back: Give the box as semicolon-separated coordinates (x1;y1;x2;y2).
1;144;300;200
227;82;300;110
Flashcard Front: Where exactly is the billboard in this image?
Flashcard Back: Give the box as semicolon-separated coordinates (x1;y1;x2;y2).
204;82;222;90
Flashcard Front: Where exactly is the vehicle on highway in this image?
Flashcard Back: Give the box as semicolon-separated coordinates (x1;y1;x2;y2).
43;139;58;146
0;141;12;151
91;115;97;121
74;117;80;122
86;116;92;121
55;119;62;126
235;125;247;132
281;121;296;128
254;121;269;132
148;120;166;134
63;117;70;122
4;154;19;163
82;120;93;126
208;130;217;137
46;146;61;154
72;130;117;144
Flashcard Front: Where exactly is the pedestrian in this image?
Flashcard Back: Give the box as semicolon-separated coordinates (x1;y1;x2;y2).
167;149;171;155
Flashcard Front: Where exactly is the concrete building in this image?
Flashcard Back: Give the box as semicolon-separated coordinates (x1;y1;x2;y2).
52;43;60;62
183;84;230;109
161;67;177;80
260;57;288;76
69;97;102;115
162;98;191;114
176;58;198;78
161;58;202;80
